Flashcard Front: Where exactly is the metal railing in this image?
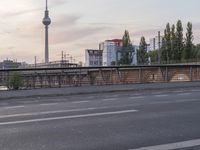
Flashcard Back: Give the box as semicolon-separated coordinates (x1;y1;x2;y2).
1;64;200;90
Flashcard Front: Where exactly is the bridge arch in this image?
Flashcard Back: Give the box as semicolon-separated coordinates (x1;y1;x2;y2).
168;68;190;82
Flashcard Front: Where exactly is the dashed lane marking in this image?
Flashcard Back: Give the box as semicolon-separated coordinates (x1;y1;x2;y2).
102;98;118;101
129;139;200;150
129;96;145;99
155;94;169;97
4;106;25;109
0;108;96;119
0;109;138;126
177;93;192;96
190;90;200;92
105;95;120;98
72;101;90;104
40;103;59;106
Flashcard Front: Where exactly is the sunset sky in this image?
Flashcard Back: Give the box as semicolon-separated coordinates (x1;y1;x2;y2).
0;0;200;63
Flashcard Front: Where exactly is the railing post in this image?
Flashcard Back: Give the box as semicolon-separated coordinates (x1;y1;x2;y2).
79;69;81;86
7;71;10;89
48;76;51;88
165;66;168;82
45;71;48;88
139;68;142;83
190;66;193;81
110;68;113;84
33;75;36;89
58;75;61;88
40;76;43;88
198;66;200;80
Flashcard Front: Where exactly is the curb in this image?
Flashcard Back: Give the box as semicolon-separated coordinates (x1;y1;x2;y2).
1;83;200;101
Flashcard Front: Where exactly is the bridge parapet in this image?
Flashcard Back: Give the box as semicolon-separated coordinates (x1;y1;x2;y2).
0;65;200;89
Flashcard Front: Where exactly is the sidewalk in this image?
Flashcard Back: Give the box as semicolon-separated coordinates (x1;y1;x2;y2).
1;82;200;100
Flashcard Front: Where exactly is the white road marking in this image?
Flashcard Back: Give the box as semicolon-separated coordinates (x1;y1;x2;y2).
190;89;200;92
129;139;200;150
129;96;145;99
72;101;90;104
102;98;118;101
40;103;58;106
174;98;200;103
146;98;200;106
4;106;25;109
0;105;137;119
177;93;191;96
155;94;168;97
107;94;123;98
0;109;138;126
0;108;96;119
20;100;40;104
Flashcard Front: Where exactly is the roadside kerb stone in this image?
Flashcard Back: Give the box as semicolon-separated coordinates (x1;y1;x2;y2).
1;81;200;100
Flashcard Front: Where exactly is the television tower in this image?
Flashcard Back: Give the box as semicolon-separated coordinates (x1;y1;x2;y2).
42;0;51;63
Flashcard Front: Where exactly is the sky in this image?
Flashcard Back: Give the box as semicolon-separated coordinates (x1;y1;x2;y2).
0;0;200;64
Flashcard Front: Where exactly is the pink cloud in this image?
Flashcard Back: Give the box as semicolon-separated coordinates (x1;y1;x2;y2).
51;26;108;44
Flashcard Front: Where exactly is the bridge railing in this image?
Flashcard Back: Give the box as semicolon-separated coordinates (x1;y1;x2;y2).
0;64;200;90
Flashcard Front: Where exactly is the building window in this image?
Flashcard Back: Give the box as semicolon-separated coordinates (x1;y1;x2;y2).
95;55;99;59
90;61;93;66
94;61;99;65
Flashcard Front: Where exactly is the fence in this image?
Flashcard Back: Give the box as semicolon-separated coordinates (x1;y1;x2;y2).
0;64;200;90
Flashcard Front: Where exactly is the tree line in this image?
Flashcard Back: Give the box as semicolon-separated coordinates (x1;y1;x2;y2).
138;20;200;65
120;20;200;65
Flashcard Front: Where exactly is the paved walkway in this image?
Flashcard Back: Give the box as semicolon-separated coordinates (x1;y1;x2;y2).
1;82;200;100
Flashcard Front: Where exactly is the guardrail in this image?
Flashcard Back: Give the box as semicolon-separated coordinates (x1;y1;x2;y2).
1;64;200;90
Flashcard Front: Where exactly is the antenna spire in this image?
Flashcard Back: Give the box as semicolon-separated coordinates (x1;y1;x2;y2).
46;0;48;10
43;0;51;64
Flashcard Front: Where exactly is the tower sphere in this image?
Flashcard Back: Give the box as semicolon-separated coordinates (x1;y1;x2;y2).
43;16;51;26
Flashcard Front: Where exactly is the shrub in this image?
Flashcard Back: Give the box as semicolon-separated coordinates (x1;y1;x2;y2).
6;72;23;90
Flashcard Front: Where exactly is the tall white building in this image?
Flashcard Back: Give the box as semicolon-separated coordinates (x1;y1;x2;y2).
100;39;123;66
132;45;139;65
85;49;103;67
85;39;138;67
99;39;138;66
146;44;151;53
150;38;156;51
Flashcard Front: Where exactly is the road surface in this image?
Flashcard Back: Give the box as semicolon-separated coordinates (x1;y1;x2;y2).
0;88;200;150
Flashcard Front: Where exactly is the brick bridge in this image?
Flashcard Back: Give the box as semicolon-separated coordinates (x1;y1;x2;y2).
0;64;200;89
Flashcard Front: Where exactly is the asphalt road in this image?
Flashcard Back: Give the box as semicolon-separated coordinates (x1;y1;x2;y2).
0;88;200;150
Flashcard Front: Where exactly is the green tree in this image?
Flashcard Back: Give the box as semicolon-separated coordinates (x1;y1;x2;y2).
137;36;148;65
174;20;184;62
161;23;171;63
183;22;193;61
148;50;158;64
6;72;23;90
171;24;176;62
194;44;200;61
120;30;133;65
